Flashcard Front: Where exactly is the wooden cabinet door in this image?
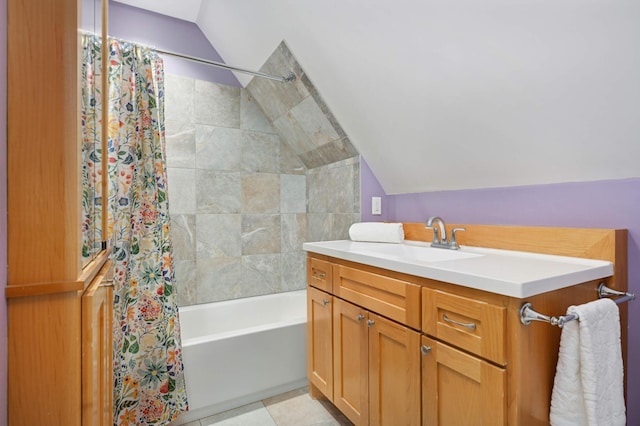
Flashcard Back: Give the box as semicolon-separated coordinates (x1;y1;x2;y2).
82;276;113;426
368;313;421;426
307;286;334;400
421;336;506;426
333;298;369;425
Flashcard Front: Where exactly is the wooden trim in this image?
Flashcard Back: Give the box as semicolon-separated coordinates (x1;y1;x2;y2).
6;251;109;298
101;0;109;244
82;260;113;425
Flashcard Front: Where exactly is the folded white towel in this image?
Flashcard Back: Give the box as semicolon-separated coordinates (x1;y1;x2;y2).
348;222;404;244
550;298;626;426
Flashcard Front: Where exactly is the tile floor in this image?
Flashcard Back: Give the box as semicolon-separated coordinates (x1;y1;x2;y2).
181;387;353;426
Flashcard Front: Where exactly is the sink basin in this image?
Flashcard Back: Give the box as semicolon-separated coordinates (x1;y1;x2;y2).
355;243;483;263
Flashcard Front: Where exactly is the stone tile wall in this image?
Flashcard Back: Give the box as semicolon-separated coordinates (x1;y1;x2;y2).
247;42;359;169
165;73;360;306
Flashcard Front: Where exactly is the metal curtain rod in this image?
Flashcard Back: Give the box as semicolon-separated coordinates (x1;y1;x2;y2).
153;47;296;83
101;33;295;83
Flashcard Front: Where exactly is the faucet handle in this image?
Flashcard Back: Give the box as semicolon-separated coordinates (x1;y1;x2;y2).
450;227;466;248
430;227;440;244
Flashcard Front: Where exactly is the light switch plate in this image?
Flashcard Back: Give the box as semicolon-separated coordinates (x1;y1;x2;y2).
372;197;382;215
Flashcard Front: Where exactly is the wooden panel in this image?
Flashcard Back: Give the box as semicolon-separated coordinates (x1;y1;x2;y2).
423;287;506;365
333;299;369;425
307;286;334;400
82;262;113;426
421;335;506;426
307;256;333;293
7;0;81;286
8;292;82;425
333;264;421;329
505;280;600;425
369;313;421;426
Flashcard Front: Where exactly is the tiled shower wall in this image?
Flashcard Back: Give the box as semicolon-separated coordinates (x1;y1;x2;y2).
164;74;360;306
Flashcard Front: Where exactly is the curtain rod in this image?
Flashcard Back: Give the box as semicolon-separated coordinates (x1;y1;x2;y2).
153;46;296;83
91;32;295;83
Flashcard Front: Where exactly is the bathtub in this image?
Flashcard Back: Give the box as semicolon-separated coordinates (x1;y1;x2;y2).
173;290;308;424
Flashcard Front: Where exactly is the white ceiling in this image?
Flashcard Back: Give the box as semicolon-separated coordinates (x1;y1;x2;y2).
116;0;640;194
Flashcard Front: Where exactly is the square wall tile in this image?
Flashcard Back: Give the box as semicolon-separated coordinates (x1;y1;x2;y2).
241;254;281;297
241;214;281;255
240;89;275;134
167;168;196;214
170;214;196;261
291;96;340;148
196;170;241;214
281;251;307;292
241;130;280;173
196;125;241;171
165;74;194;123
196;257;242;304
281;174;306;213
165;120;195;168
281;213;308;253
241;173;280;213
195;80;240;128
196;214;241;258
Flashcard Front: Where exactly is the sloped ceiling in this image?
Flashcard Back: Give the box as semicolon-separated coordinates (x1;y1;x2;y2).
116;0;640;194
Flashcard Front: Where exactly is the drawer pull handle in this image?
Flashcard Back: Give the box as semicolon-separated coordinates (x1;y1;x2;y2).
421;345;432;355
313;271;326;279
442;313;476;331
322;299;330;306
367;319;375;328
357;314;365;323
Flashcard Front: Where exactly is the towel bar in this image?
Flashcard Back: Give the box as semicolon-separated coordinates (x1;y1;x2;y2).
519;283;635;327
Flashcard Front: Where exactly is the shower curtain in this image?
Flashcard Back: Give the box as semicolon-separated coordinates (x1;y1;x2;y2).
81;34;189;425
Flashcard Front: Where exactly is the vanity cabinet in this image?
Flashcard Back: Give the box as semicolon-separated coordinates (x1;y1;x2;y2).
306;223;628;426
307;256;422;426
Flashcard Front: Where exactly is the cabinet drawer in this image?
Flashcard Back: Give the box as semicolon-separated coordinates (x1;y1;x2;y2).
422;288;506;365
307;257;333;292
333;264;420;329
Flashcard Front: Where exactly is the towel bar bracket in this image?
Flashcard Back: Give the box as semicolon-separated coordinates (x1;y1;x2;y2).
520;283;635;327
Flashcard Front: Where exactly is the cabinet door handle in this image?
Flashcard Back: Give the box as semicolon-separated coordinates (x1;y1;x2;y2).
357;314;365;323
442;313;476;331
322;299;330;306
367;319;375;327
313;271;326;279
421;345;432;355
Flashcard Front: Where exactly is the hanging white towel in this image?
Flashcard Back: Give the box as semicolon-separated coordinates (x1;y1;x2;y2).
550;298;626;426
348;222;404;244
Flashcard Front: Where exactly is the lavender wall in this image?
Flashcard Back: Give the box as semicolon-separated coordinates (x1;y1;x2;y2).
108;1;240;86
361;159;640;423
1;0;8;422
360;157;391;222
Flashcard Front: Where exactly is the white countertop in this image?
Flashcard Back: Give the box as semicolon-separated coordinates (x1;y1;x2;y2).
302;240;613;298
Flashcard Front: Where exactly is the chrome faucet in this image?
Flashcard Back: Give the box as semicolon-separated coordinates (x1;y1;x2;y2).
425;216;465;250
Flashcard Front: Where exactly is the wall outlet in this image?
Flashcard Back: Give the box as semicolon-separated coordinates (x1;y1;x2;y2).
372;197;382;215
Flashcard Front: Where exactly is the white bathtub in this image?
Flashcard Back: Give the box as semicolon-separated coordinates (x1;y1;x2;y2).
172;290;308;424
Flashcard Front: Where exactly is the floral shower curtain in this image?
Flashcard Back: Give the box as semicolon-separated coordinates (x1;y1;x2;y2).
98;37;189;424
80;34;103;263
